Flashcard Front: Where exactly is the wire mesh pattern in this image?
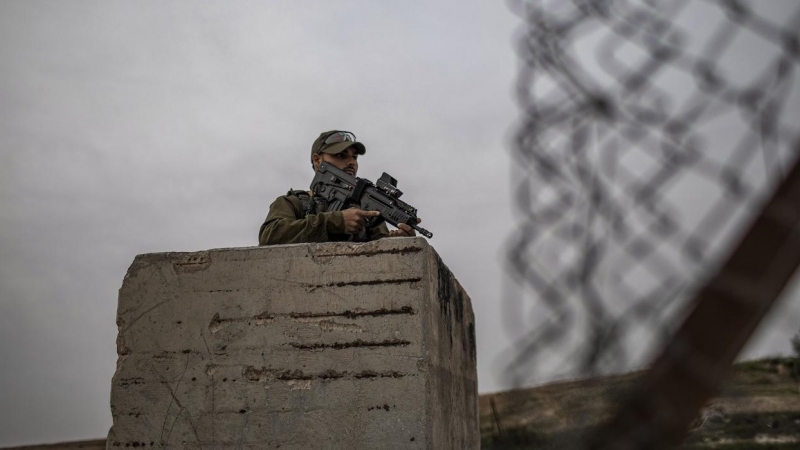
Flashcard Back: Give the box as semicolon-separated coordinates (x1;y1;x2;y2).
505;0;800;390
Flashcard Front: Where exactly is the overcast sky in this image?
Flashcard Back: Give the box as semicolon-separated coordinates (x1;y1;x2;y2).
1;1;798;446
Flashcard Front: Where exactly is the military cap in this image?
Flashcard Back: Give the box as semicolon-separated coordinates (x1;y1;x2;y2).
311;130;366;163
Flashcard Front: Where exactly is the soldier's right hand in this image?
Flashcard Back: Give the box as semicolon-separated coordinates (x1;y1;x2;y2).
342;208;381;235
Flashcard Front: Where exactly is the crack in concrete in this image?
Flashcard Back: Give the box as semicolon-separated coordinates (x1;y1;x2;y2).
305;277;422;290
154;359;199;444
313;246;424;258
208;307;416;334
121;297;176;334
289;339;411;351
172;254;211;273
118;377;145;387
242;366;409;382
208;312;275;333
289;306;416;319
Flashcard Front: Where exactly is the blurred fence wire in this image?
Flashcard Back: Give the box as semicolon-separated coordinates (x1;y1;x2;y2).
504;0;800;446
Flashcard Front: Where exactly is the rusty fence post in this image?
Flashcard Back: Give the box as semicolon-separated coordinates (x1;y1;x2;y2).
586;153;800;449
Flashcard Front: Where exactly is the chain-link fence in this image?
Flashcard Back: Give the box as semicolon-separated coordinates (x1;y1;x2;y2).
501;0;800;447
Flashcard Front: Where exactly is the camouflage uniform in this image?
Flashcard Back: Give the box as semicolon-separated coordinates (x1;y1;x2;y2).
259;130;391;246
258;189;390;246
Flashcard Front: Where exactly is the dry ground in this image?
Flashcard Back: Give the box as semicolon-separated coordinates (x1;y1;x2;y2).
480;357;800;449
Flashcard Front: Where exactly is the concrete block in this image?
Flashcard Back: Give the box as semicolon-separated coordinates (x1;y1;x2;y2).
108;237;478;449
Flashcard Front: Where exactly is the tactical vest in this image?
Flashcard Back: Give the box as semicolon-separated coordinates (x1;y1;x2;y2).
288;189;329;218
288;189;372;242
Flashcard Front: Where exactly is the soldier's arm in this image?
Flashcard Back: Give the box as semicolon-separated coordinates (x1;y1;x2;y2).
258;196;346;245
368;221;391;241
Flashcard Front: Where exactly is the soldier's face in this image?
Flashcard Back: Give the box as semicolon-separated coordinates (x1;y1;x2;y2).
314;148;359;176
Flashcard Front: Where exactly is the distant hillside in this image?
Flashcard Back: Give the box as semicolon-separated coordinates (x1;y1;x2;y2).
479;357;800;449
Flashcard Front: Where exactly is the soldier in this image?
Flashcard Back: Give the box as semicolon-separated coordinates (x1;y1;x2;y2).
259;130;418;245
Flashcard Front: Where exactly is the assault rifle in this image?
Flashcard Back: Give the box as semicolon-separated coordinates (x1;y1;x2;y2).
310;162;433;238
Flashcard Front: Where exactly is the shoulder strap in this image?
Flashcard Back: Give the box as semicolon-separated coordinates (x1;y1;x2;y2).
287;189;316;218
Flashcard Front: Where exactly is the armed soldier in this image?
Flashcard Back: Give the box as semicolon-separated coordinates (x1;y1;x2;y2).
258;130;419;246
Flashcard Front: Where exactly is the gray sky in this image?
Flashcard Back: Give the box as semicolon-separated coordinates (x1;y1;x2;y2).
0;1;517;445
0;1;798;446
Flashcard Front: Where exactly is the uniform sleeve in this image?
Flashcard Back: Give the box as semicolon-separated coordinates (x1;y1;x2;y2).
368;221;391;241
259;196;346;246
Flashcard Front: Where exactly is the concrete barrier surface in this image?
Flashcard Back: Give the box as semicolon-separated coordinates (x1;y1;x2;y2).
108;237;477;449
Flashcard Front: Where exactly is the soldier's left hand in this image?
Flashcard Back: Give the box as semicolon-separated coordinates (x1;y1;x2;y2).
389;219;421;237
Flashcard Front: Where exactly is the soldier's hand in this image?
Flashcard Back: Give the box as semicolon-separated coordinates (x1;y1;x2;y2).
389;219;421;237
342;208;381;235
